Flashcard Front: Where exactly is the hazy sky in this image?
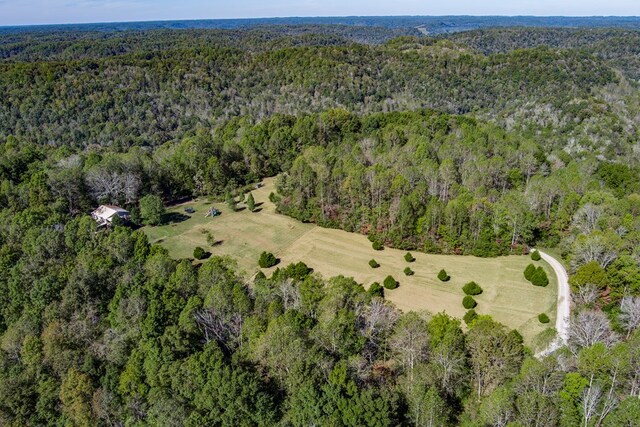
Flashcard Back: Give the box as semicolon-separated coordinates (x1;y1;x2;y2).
0;0;638;26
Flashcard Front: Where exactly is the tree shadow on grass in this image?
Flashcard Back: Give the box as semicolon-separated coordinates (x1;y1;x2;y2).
163;212;190;224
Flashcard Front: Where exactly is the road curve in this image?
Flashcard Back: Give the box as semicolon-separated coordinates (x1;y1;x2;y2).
535;249;571;357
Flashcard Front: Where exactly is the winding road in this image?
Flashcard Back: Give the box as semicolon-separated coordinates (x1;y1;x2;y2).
535;249;571;357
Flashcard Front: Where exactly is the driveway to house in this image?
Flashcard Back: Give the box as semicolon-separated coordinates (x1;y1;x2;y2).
536;249;571;357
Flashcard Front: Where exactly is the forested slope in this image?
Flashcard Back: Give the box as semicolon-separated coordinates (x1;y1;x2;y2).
0;32;635;157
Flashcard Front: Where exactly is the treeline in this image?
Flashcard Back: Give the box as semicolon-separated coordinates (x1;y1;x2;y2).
0;25;414;62
0;34;632;156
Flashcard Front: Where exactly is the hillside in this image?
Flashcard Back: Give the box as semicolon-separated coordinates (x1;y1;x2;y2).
444;27;640;81
0;32;635;158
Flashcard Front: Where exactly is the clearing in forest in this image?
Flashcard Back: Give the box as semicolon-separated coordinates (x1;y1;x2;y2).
143;178;557;348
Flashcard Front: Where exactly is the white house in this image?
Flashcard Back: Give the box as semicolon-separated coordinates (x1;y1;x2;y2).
91;205;130;226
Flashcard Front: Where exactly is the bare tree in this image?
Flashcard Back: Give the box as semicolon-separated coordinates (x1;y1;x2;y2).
580;384;601;427
619;296;640;338
357;298;399;343
431;344;467;396
571;232;620;269
569;310;618;353
573;284;600;308
390;313;430;382
572;203;603;235
194;308;243;350
122;172;141;205
86;168;125;203
278;279;301;311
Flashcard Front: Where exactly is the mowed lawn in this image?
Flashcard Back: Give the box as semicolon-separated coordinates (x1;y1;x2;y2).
144;178;557;346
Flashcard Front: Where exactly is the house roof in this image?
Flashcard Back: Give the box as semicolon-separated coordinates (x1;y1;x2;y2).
92;205;130;221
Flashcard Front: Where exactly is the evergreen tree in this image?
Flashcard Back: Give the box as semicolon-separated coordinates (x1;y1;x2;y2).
139;194;165;226
247;192;256;212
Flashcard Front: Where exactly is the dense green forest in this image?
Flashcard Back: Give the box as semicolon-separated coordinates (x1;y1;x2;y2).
1;29;638;157
1;26;640;425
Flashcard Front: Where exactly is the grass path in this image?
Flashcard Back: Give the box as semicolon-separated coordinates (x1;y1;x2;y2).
144;178;557;347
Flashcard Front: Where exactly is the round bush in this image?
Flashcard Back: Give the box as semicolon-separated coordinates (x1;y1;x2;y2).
462;295;477;309
368;282;384;298
462;281;483;296
531;267;549;287
258;251;278;268
538;313;550;324
383;275;399;290
369;259;380;269
438;269;450;282
404;267;414;276
372;241;384;251
463;309;478;325
404;252;415;262
531;250;542;261
193;246;206;260
524;264;536;281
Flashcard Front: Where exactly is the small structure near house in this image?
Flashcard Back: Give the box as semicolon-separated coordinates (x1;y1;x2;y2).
92;205;130;226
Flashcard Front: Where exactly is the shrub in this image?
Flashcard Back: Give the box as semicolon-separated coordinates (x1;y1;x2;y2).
368;282;384;298
367;234;376;242
404;252;415;262
463;310;478;325
462;296;477;309
372;241;384;251
524;264;536;281
369;259;380;269
383;275;398;290
462;281;483;296
531;267;549;287
538;313;550;324
438;269;450;282
404;267;414;276
193;246;206;260
531;250;541;261
258;251;278;268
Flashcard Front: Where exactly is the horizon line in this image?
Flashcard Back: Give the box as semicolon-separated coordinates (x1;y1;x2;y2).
2;14;640;29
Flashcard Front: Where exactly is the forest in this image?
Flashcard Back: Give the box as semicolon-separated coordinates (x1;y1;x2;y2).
1;25;640;426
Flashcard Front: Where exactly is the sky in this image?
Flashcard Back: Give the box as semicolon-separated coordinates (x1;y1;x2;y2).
0;0;638;27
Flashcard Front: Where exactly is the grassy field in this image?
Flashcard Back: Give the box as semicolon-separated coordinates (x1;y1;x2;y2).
144;178;557;347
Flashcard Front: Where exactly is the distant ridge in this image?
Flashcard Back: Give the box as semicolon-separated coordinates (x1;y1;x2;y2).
2;15;640;34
